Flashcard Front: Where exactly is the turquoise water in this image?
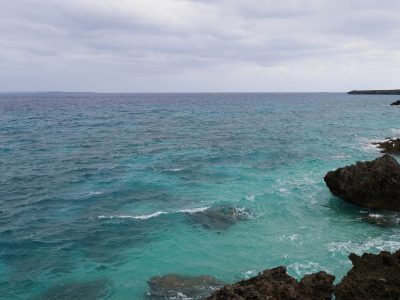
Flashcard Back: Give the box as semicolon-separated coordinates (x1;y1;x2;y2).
1;92;400;299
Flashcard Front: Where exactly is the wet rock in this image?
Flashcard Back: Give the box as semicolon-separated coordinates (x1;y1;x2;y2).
324;155;400;211
146;274;225;299
206;266;335;300
361;213;398;227
187;205;251;230
390;100;400;105
373;138;400;154
335;250;400;300
37;278;111;300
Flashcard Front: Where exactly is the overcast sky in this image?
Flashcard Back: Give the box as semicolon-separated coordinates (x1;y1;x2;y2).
1;0;399;92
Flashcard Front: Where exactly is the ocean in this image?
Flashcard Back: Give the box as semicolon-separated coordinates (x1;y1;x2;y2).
1;92;399;299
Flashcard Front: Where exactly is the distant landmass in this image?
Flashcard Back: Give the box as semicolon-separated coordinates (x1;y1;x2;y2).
348;89;400;95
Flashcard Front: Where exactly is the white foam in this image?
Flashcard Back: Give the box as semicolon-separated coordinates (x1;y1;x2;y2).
178;207;210;214
171;168;183;172
390;128;400;137
288;261;325;277
327;235;400;255
245;194;255;201
358;137;389;153
88;191;104;195
331;154;352;160
279;234;299;241
242;270;257;279
368;213;384;219
98;211;167;220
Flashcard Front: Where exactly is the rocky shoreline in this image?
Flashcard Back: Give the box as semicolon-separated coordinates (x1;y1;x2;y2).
206;250;400;300
144;250;400;299
372;138;400;154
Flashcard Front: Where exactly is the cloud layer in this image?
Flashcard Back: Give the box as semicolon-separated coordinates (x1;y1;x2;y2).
1;0;399;92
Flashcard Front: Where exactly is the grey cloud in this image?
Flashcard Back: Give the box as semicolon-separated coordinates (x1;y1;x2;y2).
0;0;399;92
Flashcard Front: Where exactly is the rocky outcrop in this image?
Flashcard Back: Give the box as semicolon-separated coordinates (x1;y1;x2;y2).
146;274;225;299
206;266;335;300
390;100;400;105
187;206;251;230
335;250;400;300
373;138;400;154
324;155;400;211
206;250;400;300
348;89;400;95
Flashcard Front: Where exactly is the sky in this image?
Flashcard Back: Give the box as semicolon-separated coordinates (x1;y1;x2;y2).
1;0;399;92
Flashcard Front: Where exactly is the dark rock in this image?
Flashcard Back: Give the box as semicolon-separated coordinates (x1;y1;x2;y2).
348;89;400;95
36;279;111;300
206;266;335;300
361;213;397;227
391;100;400;105
373;138;400;154
324;155;400;211
187;205;251;230
335;250;400;300
146;274;225;299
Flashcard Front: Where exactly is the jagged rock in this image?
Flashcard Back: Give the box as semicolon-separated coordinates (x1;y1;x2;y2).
187;206;251;230
146;274;225;299
373;138;400;154
206;266;335;300
324;155;400;211
390;100;400;105
335;250;400;300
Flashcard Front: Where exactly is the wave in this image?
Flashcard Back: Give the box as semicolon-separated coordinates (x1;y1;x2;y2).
98;211;167;220
390;128;400;137
98;206;210;220
178;207;210;214
326;235;400;255
358;137;390;153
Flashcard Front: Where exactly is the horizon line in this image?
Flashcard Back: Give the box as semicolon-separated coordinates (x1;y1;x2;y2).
0;91;348;94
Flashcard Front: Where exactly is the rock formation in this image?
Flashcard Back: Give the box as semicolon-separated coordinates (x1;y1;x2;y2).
206;250;400;300
206;266;335;300
324;155;400;211
390;100;400;105
187;205;251;230
146;274;225;299
335;250;400;300
373;138;400;154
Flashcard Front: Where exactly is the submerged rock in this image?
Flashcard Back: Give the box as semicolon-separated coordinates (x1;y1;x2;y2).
335;250;400;300
187;205;251;230
206;266;335;300
37;278;111;300
361;212;399;227
146;274;225;299
324;155;400;211
390;100;400;105
373;138;400;154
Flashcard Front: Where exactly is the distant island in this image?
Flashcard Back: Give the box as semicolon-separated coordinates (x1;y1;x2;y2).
348;89;400;95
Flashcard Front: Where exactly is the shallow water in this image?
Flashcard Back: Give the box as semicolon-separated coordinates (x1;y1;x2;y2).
1;92;400;299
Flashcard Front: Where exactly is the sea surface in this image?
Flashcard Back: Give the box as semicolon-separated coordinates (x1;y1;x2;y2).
1;92;400;299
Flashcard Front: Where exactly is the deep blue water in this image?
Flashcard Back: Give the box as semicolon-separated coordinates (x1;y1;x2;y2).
1;92;400;299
